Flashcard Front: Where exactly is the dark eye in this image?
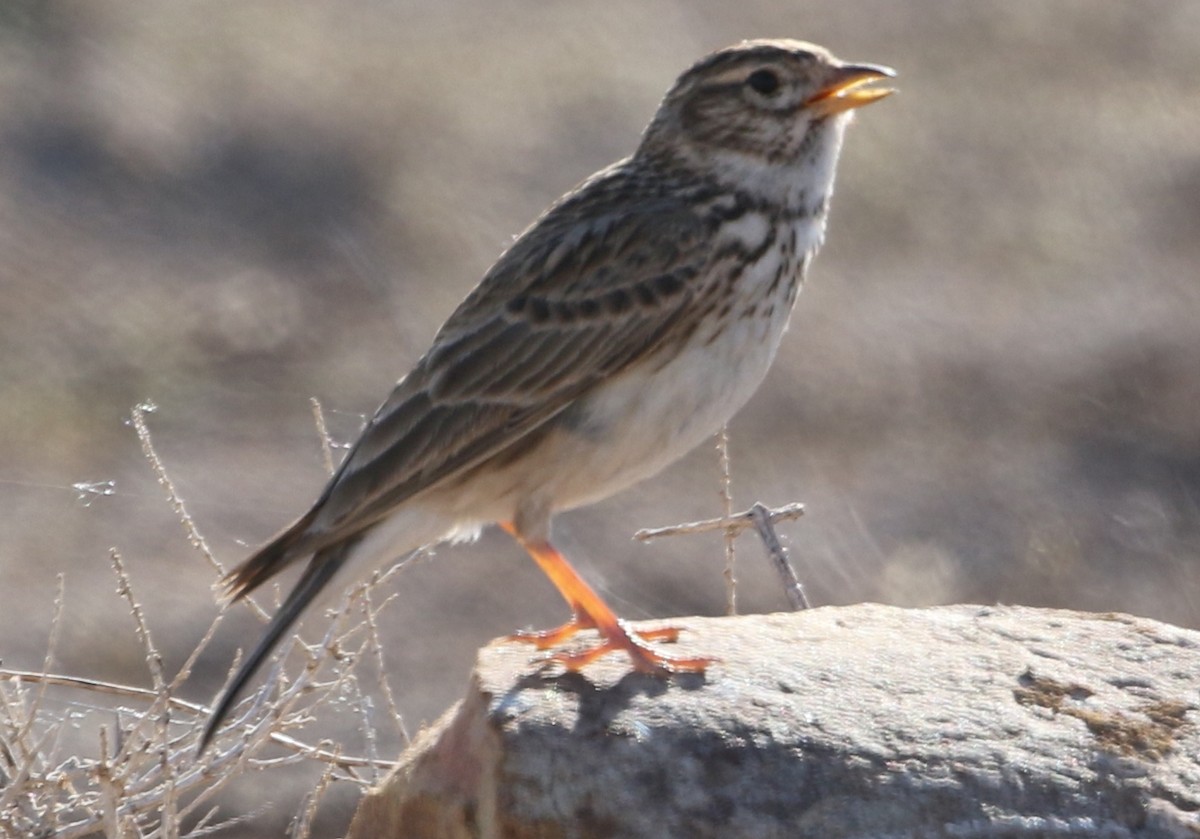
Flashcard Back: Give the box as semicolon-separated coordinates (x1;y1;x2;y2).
746;69;780;96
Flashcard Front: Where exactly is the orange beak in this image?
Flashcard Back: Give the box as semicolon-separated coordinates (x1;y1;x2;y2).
804;63;896;117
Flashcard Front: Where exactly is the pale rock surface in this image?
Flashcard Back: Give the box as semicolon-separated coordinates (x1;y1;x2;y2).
347;604;1200;838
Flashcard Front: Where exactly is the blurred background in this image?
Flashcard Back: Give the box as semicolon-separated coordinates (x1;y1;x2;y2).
1;0;1198;834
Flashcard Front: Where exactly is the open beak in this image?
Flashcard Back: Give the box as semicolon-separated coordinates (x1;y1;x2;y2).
804;63;896;117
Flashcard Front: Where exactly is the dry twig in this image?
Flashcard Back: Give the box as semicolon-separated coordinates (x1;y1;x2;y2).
748;503;810;610
0;399;416;838
634;501;805;542
636;499;809;612
716;427;738;615
309;396;337;477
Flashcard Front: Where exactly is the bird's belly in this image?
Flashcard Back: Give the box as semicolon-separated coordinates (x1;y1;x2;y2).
543;287;796;511
433;224;811;530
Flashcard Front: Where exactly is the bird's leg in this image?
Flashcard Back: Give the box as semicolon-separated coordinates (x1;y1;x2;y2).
499;522;712;673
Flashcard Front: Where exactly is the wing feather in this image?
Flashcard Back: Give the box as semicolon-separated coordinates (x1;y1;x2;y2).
283;168;715;555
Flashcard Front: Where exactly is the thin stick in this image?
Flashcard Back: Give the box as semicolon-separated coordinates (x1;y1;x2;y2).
0;671;207;715
129;403;217;573
309;397;337;477
748;503;810;610
716;427;737;615
634;502;805;542
292;748;339;839
96;726;124;839
0;714;57;820
129;401;269;622
110;549;165;690
166;596;226;692
363;577;411;746
15;573;66;752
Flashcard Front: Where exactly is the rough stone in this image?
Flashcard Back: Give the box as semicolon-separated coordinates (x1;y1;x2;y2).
347;604;1200;838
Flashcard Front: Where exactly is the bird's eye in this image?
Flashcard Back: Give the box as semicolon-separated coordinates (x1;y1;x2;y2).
746;69;780;96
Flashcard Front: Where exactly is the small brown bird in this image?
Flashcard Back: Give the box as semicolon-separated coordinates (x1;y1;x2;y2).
200;39;893;750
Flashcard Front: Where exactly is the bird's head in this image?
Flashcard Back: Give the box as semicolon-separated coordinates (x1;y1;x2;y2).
639;39;894;197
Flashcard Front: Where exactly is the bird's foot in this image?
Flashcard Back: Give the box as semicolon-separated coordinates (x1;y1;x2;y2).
507;619;588;650
548;619;713;674
508;618;685;651
497;524;713;674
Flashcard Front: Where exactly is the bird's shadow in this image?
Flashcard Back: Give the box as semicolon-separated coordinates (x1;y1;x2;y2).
497;667;708;738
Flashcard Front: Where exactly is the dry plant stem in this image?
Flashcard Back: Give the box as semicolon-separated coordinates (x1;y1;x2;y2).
0;669;397;773
201;583;398;770
3;407;431;837
716;427;737;616
129;404;216;574
349;676;380;776
635;500;808;610
130;402;269;622
139;399;282;644
165;602;226;694
0;718;56;819
634;501;805;542
2;407;419;838
189;805;270;838
13;573;65;757
106;547;201;813
110;549;166;690
0;671;207;715
363;581;411;747
749;503;810;610
0;604;401;836
87;607;383;839
292;752;339;839
310;396;337;477
96;726;123;839
159;721;179;839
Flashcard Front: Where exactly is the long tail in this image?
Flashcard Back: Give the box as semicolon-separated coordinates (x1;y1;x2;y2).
219;506;321;601
198;542;350;754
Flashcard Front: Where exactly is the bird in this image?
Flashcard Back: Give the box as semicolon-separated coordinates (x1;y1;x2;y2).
199;38;893;751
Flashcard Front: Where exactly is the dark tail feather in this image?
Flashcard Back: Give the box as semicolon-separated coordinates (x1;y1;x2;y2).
198;544;350;754
220;507;322;602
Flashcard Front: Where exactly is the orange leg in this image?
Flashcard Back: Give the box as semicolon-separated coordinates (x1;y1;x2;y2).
499;522;712;674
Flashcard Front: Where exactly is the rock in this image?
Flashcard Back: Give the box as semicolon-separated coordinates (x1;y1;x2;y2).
346;604;1200;839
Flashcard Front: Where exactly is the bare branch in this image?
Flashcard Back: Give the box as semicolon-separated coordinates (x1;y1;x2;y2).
363;569;411;748
634;502;805;542
748;503;810;611
129;401;269;622
110;549;166;691
13;573;66;756
291;750;339;839
715;427;738;616
309;397;337;477
129;403;217;573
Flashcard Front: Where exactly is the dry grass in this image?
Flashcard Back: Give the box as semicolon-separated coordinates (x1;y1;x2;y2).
0;403;413;838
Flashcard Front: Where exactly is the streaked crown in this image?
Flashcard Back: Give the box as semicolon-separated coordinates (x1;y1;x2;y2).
639;39;893;168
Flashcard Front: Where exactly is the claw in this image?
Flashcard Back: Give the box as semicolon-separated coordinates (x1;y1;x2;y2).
507;618;588;650
507;618;686;652
549;629;714;673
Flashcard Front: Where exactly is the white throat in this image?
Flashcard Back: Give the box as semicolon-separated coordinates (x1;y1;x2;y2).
704;115;851;211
